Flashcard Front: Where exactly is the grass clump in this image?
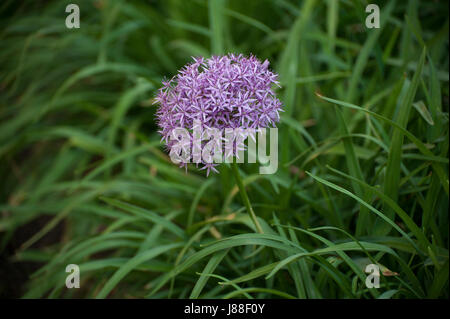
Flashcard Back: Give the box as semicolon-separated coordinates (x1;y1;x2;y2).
0;0;448;299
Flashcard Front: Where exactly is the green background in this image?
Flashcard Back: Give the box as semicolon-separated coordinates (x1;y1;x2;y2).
0;0;448;299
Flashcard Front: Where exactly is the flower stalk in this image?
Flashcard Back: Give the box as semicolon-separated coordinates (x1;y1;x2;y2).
231;163;263;234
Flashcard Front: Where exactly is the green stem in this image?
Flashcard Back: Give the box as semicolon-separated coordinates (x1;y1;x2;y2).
231;163;263;234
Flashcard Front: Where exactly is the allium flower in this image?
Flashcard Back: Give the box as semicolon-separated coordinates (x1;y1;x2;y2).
154;53;283;175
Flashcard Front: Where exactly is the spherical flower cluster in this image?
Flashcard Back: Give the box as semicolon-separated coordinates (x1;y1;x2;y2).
154;53;283;174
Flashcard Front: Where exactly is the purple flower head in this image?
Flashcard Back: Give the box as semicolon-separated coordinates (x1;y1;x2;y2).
154;53;283;175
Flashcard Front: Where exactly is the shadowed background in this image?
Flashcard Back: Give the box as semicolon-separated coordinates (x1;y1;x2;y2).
0;0;448;298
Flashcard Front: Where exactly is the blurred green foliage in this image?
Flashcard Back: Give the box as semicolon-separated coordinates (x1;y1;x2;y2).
0;0;448;298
